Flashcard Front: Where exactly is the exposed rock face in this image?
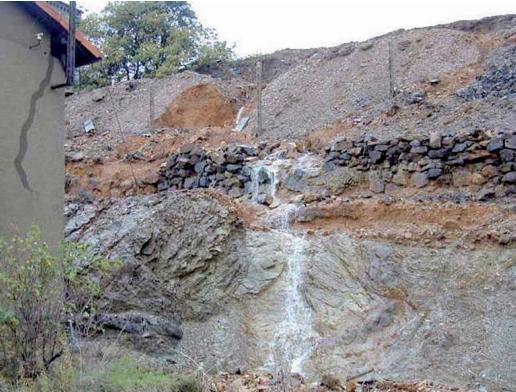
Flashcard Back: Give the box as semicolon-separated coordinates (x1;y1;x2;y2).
66;191;516;390
303;234;515;389
66;192;247;360
67;192;242;320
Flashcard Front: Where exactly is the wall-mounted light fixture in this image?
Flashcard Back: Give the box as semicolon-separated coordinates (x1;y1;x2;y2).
29;32;44;49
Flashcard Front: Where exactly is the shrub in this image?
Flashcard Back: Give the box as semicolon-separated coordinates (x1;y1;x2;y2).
0;228;66;379
0;227;119;382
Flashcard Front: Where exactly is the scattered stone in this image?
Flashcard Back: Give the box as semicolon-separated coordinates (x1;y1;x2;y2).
477;188;496;201
469;173;487;185
429;132;442;149
194;160;207;175
427;168;443;179
398;40;411;51
499;149;514;162
142;173;160;185
404;91;426;104
180;143;195;154
487;138;504;152
91;90;106;102
226;164;242;173
125;151;145;161
481;165;499;178
83;119;95;133
228;187;244;198
125;80;137;91
428;148;449;159
411;145;428;154
412;172;429;188
452;143;468;153
502;171;516;184
360;41;373;51
369;149;383;164
381;195;395;205
392;170;409;186
66;151;84;163
506;135;516;149
451;169;470;187
385;183;399;194
457;45;516;101
368;171;385;193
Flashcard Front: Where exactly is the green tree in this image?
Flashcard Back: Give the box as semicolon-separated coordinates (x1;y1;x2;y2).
78;1;234;88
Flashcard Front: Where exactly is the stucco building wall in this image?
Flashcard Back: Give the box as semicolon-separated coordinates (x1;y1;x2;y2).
0;2;66;249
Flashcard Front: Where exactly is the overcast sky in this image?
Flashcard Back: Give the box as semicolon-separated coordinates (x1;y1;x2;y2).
79;0;516;57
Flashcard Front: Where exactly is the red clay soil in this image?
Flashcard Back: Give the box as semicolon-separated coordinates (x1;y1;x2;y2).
66;127;252;199
154;83;237;129
294;198;514;246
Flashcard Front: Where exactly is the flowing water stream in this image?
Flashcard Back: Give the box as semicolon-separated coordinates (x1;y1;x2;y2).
250;160;318;375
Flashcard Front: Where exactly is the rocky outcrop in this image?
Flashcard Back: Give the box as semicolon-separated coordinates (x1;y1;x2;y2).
66;190;516;390
66;192;248;359
67;192;244;320
302;233;515;389
62;15;516;391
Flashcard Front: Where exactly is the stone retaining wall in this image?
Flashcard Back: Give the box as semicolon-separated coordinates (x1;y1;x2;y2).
324;130;516;199
158;130;516;202
158;143;258;197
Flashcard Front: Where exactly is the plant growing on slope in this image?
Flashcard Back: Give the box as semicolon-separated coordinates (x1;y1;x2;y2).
0;227;119;381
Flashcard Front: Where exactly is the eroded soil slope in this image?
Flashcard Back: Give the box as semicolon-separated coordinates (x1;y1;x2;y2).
64;14;516;392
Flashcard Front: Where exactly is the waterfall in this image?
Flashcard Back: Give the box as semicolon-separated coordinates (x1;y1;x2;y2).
270;206;317;375
249;160;317;375
249;159;284;204
234;106;249;131
235;106;245;126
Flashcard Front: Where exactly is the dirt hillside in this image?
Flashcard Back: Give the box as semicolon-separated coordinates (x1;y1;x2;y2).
64;14;516;392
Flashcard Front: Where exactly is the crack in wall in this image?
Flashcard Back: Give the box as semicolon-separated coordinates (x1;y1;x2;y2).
14;54;54;192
